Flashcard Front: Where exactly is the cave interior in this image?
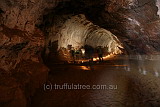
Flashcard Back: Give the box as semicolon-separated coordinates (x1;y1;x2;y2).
0;0;160;107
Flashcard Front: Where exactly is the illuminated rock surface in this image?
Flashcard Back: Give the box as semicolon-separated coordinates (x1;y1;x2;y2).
0;0;160;106
58;14;122;54
157;0;160;16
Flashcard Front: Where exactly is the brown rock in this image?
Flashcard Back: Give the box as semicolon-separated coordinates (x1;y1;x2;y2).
0;71;27;107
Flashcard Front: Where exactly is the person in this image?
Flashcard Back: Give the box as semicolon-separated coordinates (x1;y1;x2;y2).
84;45;94;62
75;47;81;61
97;46;103;62
70;47;75;63
84;45;94;71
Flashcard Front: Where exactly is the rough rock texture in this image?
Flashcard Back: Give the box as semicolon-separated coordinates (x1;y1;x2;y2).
0;25;44;71
0;0;160;106
1;0;160;54
36;0;160;54
0;25;49;106
94;0;160;54
0;0;69;33
0;0;53;105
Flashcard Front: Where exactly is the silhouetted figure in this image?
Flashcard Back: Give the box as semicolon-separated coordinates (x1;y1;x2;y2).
75;48;81;60
84;45;94;61
97;46;103;62
84;45;94;71
70;47;75;63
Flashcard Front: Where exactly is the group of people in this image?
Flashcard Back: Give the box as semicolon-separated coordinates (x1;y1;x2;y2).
68;45;104;63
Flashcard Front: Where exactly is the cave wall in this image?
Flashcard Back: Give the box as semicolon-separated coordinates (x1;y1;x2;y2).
1;0;160;54
0;0;160;106
0;25;49;107
38;0;160;54
57;14;122;54
0;0;55;106
0;0;69;33
96;0;160;54
0;26;44;71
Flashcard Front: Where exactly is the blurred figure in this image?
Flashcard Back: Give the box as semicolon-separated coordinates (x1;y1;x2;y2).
70;47;75;63
137;55;147;75
84;45;94;71
123;55;131;71
84;45;94;62
75;47;81;61
97;46;103;62
154;68;159;77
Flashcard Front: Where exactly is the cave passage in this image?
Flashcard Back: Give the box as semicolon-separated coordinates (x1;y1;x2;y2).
44;14;124;64
34;13;160;107
1;0;160;107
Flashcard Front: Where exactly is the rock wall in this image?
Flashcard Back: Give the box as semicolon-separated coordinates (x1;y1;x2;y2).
0;25;49;106
58;14;123;54
37;0;160;54
0;0;160;54
0;1;69;106
0;0;160;105
98;0;160;54
0;25;44;71
0;22;49;107
0;0;69;33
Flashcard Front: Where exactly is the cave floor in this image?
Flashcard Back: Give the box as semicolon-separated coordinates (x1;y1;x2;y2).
31;56;160;107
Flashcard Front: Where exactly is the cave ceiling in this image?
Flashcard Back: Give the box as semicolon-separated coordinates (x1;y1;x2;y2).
0;0;160;54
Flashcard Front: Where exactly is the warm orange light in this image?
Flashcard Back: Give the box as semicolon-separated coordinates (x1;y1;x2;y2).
72;53;116;63
93;53;115;61
81;66;90;70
